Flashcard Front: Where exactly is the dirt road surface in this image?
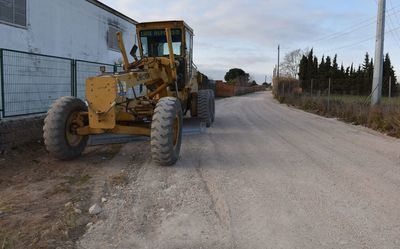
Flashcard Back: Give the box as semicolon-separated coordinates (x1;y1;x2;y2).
74;91;400;249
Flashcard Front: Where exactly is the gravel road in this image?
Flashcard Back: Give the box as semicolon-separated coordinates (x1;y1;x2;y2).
79;91;400;249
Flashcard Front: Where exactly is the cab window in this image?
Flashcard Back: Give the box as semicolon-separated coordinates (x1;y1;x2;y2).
185;30;193;78
140;29;182;57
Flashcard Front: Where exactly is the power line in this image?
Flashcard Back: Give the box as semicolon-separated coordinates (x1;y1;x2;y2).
387;0;400;47
310;20;374;44
310;4;400;44
386;15;400;48
322;25;400;53
316;1;400;54
390;0;400;28
374;0;400;44
281;3;400;58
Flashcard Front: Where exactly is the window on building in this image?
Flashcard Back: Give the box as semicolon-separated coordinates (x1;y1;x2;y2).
0;0;26;27
108;24;121;51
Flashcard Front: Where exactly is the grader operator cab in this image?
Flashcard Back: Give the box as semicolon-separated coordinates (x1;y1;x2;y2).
43;21;215;166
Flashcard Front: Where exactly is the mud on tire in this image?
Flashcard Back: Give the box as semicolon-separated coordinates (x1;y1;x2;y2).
43;96;88;160
198;90;212;127
151;97;183;166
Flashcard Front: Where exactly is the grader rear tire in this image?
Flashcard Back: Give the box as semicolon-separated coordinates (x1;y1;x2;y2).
198;90;212;127
151;97;183;166
190;93;198;118
208;89;215;123
43;96;88;160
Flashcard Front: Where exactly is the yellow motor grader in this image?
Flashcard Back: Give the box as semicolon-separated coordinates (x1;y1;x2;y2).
43;21;215;166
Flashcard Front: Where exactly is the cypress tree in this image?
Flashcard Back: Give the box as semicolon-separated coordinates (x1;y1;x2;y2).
361;53;372;95
383;53;397;96
298;55;308;80
325;56;332;78
340;64;345;77
332;54;339;78
350;63;354;76
357;65;363;94
319;55;326;78
294;51;397;95
312;56;318;89
307;49;315;80
362;53;370;71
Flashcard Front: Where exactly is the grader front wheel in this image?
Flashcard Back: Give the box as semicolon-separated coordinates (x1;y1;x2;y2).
43;96;88;160
151;97;183;166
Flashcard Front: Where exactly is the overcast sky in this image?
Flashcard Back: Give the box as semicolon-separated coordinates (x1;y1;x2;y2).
102;0;400;83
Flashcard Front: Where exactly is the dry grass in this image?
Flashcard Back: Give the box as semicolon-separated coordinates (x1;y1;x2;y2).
280;94;400;138
0;142;131;248
111;171;129;186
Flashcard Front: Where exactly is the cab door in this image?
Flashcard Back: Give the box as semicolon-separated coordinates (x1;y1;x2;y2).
185;30;193;82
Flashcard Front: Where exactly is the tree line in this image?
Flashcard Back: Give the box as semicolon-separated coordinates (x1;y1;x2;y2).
298;49;397;96
224;68;258;86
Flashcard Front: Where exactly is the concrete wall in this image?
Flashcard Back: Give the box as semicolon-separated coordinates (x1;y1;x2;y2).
215;82;266;97
0;0;136;63
0;115;44;151
215;82;235;97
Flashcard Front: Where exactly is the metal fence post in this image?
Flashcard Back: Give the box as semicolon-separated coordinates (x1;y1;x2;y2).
328;78;331;111
0;49;4;118
71;60;77;97
71;60;75;96
311;79;313;97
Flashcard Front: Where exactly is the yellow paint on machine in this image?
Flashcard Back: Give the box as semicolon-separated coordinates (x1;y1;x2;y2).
86;77;117;129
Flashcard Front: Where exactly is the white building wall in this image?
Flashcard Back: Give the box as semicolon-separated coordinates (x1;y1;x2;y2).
0;0;136;63
0;0;138;117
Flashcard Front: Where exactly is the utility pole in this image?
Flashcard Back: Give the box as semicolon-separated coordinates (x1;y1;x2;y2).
277;45;280;79
389;76;392;99
372;0;386;106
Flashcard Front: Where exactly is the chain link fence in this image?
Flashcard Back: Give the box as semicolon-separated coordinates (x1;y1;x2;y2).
0;49;121;118
0;48;216;119
75;60;114;99
275;77;399;106
1;50;73;117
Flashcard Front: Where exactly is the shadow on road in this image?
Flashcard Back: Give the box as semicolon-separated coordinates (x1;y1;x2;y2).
89;118;206;146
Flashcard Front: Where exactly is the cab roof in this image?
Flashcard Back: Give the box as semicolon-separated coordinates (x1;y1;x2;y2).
137;20;194;35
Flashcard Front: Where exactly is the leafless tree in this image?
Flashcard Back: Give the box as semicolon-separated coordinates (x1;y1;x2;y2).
280;49;303;78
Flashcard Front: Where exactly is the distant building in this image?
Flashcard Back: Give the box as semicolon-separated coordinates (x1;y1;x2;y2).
0;0;138;64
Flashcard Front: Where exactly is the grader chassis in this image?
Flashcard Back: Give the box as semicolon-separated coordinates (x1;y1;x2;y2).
43;21;215;166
